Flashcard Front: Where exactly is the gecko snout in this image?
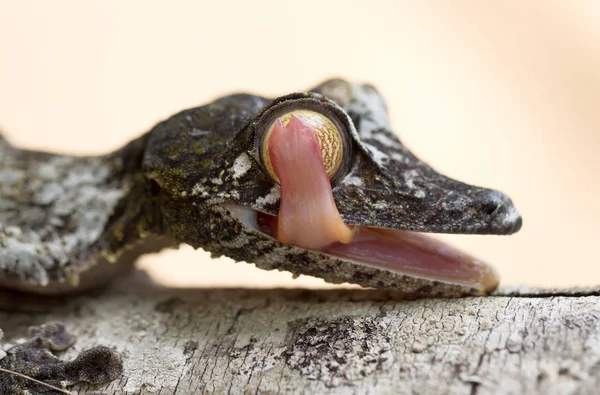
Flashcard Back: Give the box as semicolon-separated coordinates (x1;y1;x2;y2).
477;190;523;234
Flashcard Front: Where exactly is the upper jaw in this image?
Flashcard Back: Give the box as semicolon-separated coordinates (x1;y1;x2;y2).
236;139;523;237
332;174;523;236
243;176;523;237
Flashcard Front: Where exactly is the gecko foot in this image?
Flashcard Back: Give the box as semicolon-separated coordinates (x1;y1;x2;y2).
0;322;123;394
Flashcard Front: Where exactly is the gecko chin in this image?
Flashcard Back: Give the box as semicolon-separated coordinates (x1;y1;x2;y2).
224;205;500;293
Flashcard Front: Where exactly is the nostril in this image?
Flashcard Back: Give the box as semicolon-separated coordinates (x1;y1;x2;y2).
483;202;501;216
473;191;522;234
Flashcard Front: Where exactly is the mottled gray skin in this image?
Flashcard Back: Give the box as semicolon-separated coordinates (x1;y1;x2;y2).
0;79;522;297
0;133;170;294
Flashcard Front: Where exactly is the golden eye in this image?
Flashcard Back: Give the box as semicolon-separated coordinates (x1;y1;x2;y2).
261;110;345;184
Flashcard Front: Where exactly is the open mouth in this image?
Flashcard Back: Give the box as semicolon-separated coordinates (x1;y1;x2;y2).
227;205;499;292
238;102;501;293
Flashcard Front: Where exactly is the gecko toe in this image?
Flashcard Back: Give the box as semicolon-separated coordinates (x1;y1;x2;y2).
65;346;124;384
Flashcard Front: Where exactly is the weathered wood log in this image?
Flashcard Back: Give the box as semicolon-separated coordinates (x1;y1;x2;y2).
1;271;599;395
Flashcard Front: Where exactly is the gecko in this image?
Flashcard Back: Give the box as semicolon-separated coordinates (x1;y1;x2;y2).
0;79;522;393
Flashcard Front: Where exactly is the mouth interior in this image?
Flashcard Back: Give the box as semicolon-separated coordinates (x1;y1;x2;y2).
251;210;499;291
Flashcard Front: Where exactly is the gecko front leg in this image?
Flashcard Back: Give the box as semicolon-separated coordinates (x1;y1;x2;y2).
0;322;122;394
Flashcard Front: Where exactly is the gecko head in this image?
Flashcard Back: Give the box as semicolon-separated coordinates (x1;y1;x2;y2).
142;79;522;296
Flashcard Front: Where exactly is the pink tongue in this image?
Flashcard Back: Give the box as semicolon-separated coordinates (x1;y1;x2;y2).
322;228;499;290
267;114;355;249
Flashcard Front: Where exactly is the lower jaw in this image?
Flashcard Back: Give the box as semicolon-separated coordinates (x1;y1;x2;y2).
251;209;499;292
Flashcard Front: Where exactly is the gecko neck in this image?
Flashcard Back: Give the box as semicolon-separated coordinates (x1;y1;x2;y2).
0;132;173;294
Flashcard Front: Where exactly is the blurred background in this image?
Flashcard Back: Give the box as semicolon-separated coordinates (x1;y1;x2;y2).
0;1;598;289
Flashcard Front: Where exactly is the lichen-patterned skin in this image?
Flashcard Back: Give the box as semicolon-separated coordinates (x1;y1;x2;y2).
0;79;522;297
0;133;172;294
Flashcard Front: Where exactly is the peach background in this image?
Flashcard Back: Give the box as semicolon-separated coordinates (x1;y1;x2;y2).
0;1;598;288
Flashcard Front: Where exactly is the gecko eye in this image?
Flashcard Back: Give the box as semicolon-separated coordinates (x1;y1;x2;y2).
261;110;345;184
253;94;355;186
